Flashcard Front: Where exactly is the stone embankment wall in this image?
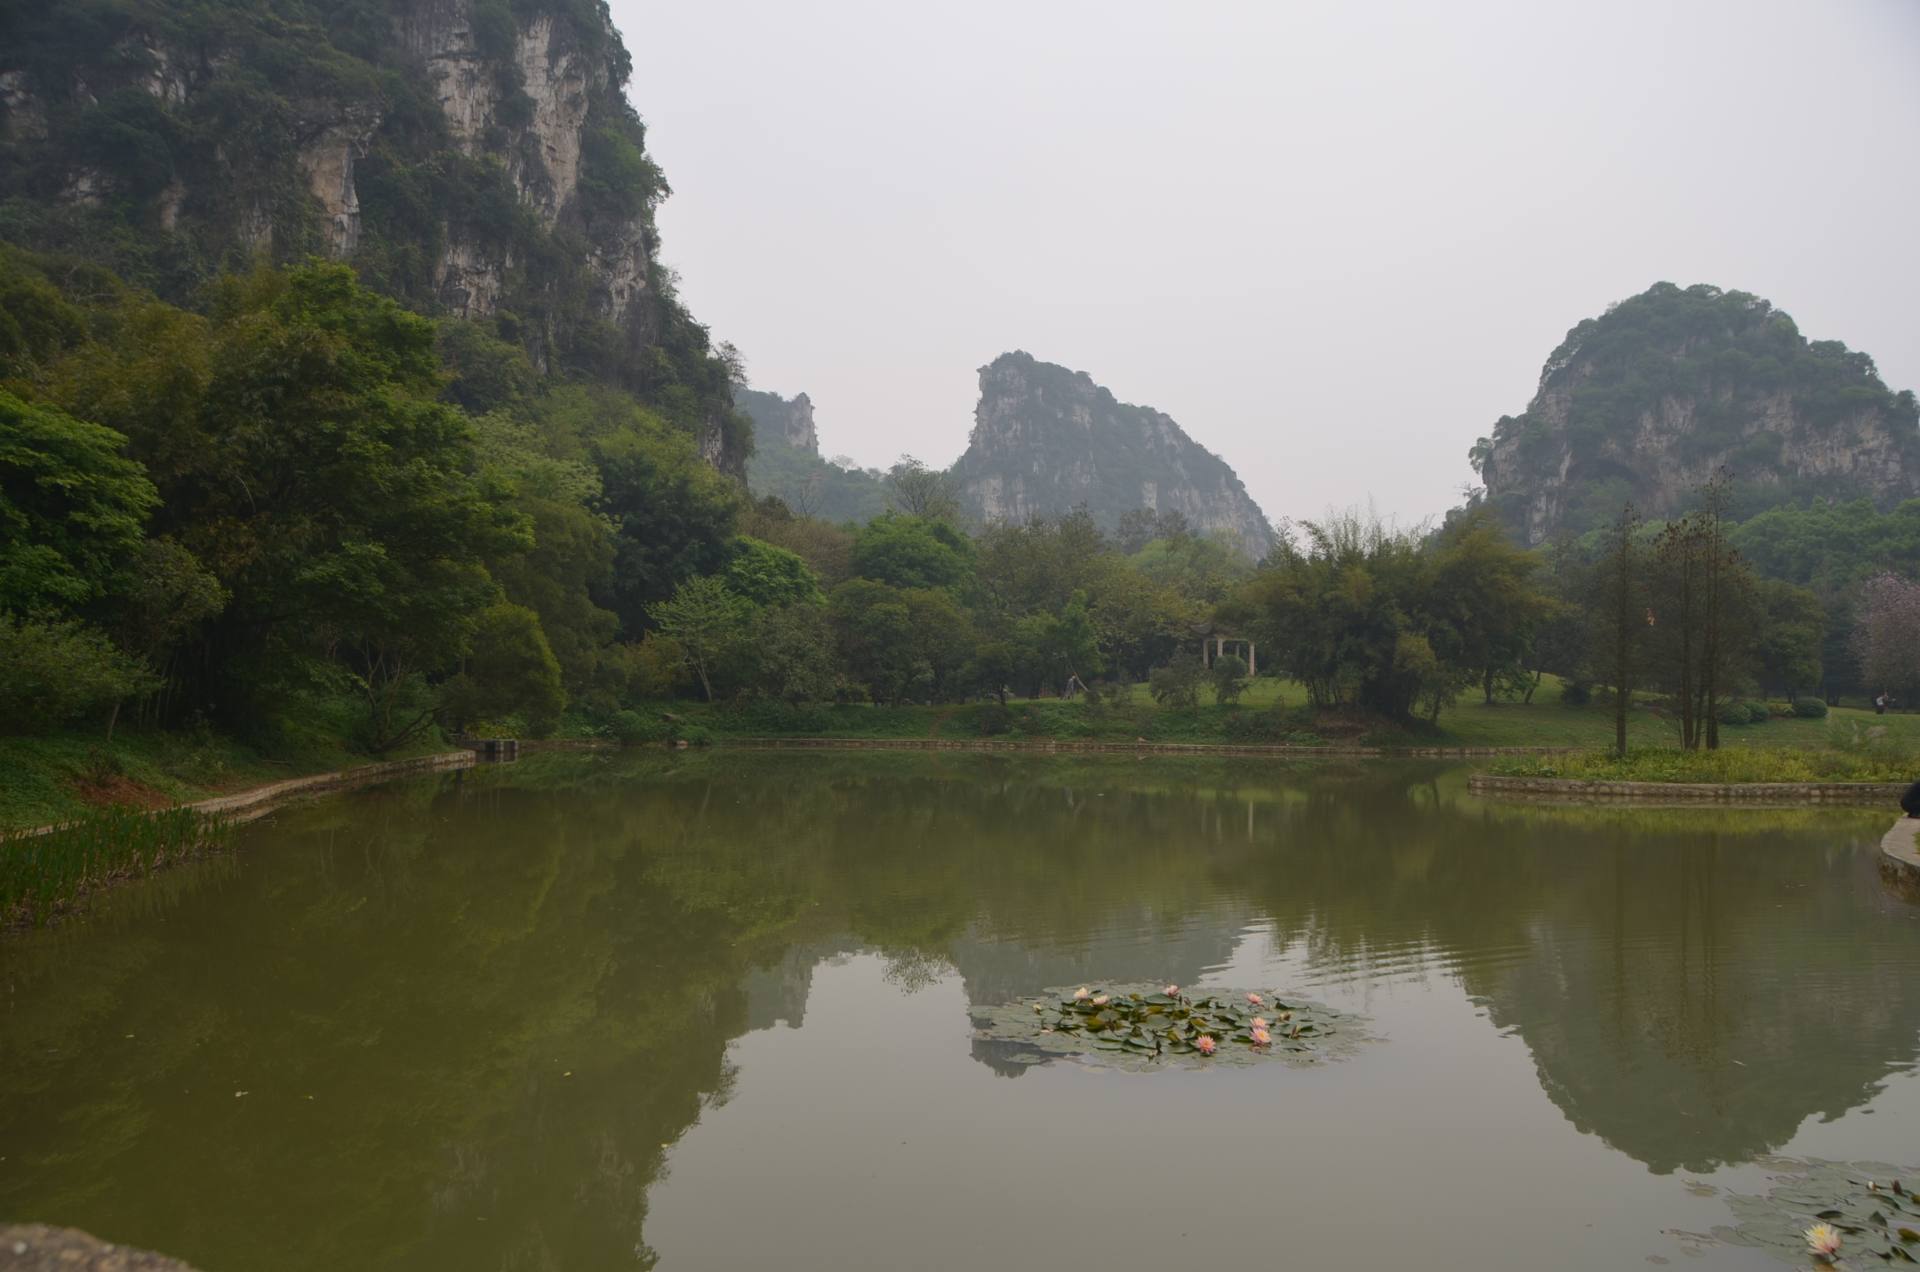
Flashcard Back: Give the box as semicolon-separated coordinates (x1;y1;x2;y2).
190;751;474;822
738;738;1573;758
1468;774;1905;804
1882;819;1920;902
0;1224;197;1270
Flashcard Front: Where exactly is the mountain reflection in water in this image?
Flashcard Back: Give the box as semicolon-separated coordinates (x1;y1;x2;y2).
1;751;1912;1271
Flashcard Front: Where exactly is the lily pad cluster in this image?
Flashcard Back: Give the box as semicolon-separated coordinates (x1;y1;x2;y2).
1711;1160;1920;1265
971;984;1360;1072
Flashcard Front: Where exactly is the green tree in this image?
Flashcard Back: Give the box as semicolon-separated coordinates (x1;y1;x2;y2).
850;513;973;591
593;420;739;635
1588;504;1646;757
745;604;839;704
884;456;962;522
828;579;921;705
1426;506;1550;704
724;536;824;607
442;602;567;736
0;390;157;611
1752;579;1824;700
652;575;749;702
1235;510;1437;717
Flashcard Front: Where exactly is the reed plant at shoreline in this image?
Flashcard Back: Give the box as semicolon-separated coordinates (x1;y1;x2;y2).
1;806;233;927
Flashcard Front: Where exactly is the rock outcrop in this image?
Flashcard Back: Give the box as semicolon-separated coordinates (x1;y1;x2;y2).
1472;283;1920;544
950;352;1275;558
0;0;748;476
734;387;820;453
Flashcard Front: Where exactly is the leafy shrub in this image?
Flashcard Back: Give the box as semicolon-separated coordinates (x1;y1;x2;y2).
1210;658;1248;705
1716;701;1752;726
1148;652;1204;709
1792;697;1829;718
976;702;1014;736
1558;681;1592;706
0;614;151;730
1746;701;1771;724
675;725;713;747
609;709;661;745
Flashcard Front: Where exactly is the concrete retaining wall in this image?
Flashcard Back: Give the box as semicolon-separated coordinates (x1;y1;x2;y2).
1468;773;1906;804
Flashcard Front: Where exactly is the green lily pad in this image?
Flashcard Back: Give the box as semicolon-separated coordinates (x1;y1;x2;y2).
1689;1158;1920;1266
969;984;1369;1073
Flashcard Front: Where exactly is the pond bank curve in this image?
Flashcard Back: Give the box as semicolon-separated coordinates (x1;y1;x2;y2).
1882;818;1920;901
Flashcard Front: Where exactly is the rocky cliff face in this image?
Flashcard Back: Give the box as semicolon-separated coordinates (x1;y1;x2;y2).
0;0;748;475
733;387;820;453
1474;283;1920;544
950;352;1274;558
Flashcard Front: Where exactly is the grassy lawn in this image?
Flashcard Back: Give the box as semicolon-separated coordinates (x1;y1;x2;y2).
634;667;1920;758
624;674;1920;757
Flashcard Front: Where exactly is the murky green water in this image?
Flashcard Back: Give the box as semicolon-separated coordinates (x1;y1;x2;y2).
3;753;1917;1270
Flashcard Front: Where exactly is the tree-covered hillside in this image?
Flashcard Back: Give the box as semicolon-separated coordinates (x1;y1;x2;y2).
1470;283;1919;544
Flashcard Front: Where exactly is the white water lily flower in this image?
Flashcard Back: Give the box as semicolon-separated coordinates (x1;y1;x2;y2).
1804;1223;1841;1258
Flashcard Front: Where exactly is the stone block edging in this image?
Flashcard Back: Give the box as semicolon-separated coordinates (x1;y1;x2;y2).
722;738;1577;758
1468;773;1905;804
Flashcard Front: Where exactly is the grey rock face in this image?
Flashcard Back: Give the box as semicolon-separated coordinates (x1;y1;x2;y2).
733;388;820;454
950;352;1275;559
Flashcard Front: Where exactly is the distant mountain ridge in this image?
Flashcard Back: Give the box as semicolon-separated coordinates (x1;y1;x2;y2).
950;352;1275;557
1471;282;1920;544
739;386;890;522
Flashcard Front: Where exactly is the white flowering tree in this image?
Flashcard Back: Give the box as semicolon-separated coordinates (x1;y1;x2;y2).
1851;572;1920;697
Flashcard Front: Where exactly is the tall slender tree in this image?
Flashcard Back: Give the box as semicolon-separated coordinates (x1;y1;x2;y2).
1590;504;1645;757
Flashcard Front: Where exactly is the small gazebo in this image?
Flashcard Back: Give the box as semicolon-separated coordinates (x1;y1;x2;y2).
1191;622;1255;675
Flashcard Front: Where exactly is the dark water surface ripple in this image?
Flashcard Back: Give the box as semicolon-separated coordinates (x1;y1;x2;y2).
2;752;1917;1270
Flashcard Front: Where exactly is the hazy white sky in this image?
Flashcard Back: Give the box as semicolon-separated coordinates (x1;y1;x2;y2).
614;0;1920;526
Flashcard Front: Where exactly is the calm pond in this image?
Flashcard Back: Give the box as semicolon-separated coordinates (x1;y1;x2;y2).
3;753;1917;1270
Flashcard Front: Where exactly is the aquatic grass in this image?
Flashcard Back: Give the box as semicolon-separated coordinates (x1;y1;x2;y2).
1;805;233;927
1488;747;1919;785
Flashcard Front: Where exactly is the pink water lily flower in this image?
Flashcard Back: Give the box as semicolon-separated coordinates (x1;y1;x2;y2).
1251;1017;1268;1030
1250;1026;1272;1046
1195;1035;1217;1056
1804;1223;1841;1259
1164;985;1180;997
1091;994;1110;1007
1246;992;1263;1007
1073;987;1091;1001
